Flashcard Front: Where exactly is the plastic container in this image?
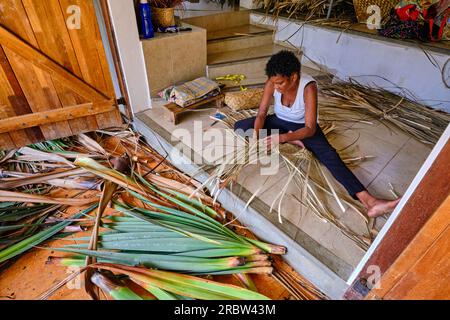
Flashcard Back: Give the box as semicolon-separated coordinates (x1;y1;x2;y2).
139;0;154;39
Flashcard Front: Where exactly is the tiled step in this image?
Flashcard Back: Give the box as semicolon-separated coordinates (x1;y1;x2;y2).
207;43;300;88
207;24;274;41
207;31;274;55
182;10;251;33
208;43;296;66
207;57;269;87
211;64;331;90
206;27;329;89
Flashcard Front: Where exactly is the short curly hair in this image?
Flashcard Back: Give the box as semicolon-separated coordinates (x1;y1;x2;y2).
265;50;301;78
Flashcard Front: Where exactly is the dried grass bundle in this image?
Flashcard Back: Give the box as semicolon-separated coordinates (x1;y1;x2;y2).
318;78;450;145
256;0;355;21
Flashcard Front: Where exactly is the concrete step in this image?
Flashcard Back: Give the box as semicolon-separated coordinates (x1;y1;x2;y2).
207;31;274;55
207;24;274;41
207;57;269;87
208;43;296;66
212;65;331;90
207;44;300;88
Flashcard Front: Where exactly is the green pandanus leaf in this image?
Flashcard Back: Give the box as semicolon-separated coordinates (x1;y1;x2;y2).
123;191;235;239
51;247;245;273
51;260;270;300
113;202;223;245
0;204;98;264
73;157;139;193
90;272;143;300
93;263;271;300
158;187;222;220
234;273;258;292
66;238;258;254
135;174;223;220
144;285;179;300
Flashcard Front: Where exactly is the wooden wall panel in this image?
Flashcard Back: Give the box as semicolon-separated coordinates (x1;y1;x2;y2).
0;0;73;141
0;0;45;147
0;46;36;147
6;49;74;140
0;49;20;149
367;196;450;300
0;0;122;150
60;0;122;128
21;0;98;133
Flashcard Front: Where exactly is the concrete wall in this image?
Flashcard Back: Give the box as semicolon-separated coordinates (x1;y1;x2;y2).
107;0;152;114
251;13;450;112
142;25;207;97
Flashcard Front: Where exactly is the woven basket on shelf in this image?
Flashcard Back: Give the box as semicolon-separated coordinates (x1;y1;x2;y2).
352;0;398;23
224;88;264;111
151;7;176;28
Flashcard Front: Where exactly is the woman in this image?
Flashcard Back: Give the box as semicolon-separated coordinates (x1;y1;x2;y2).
234;50;400;218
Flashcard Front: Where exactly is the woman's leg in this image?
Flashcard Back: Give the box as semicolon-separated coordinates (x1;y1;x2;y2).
301;128;400;217
234;115;283;137
234;116;257;134
302;127;366;198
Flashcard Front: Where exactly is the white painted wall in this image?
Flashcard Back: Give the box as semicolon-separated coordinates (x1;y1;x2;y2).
107;0;152;114
93;0;122;101
251;13;450;112
178;0;235;18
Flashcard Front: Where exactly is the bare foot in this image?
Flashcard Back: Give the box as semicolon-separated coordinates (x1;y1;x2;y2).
287;131;305;148
367;198;401;218
356;191;402;218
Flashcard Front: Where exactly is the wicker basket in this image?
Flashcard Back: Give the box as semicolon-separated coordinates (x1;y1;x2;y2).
151;7;176;28
224;88;264;111
352;0;397;23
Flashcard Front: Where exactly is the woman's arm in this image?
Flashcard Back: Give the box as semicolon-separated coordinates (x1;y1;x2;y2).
280;81;318;143
253;80;274;139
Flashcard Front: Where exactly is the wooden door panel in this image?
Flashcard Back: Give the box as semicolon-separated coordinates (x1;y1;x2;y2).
385;226;450;299
60;0;121;128
0;0;123;150
6;48;74;140
0;46;32;148
367;196;450;300
22;0;98;133
0;0;61;141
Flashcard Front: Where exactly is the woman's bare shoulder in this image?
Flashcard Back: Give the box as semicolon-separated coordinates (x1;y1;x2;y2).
264;79;275;92
304;80;317;95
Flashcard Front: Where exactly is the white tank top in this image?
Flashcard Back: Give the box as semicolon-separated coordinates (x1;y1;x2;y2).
273;73;317;124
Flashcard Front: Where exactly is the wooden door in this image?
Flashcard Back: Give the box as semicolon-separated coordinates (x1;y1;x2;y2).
366;195;450;300
0;0;123;150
